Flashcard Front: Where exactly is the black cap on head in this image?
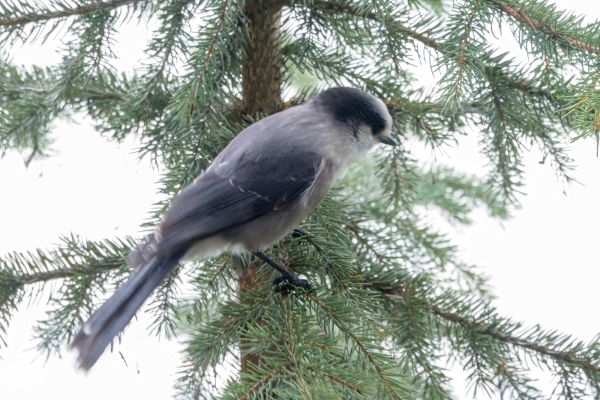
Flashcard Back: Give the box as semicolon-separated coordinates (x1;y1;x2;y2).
316;87;387;136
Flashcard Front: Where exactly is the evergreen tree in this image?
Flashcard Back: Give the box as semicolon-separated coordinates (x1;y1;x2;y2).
1;0;600;398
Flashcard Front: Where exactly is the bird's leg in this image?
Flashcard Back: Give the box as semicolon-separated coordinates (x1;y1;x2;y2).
291;228;307;238
252;251;312;290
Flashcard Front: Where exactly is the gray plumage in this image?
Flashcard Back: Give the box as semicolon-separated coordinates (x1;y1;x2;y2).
70;87;396;370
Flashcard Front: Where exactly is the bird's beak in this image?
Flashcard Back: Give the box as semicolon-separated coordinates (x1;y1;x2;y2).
379;136;397;146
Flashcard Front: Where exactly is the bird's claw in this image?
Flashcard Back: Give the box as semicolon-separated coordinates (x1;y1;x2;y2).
292;229;308;239
273;274;313;292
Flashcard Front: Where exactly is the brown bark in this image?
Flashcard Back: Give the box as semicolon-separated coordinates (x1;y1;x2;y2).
241;0;283;117
238;0;283;376
237;262;263;374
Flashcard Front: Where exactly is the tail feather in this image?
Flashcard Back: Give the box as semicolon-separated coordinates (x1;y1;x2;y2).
70;252;182;371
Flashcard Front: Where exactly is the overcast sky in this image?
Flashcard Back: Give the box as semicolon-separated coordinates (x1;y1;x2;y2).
1;1;599;399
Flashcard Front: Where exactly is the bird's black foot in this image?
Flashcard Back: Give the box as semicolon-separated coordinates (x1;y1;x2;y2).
252;251;313;292
292;228;308;239
273;274;313;291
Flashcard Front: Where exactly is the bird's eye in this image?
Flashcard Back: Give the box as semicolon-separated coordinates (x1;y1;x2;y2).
372;122;385;135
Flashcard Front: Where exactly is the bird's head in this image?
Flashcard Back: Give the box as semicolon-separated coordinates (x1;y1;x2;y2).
314;87;396;154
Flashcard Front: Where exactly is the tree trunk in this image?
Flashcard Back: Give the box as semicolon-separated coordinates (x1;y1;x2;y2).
238;0;283;376
241;0;282;116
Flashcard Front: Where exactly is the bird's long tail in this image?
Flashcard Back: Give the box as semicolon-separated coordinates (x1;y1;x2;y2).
70;240;184;371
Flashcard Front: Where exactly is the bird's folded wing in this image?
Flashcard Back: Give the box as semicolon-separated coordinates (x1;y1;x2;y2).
158;147;323;253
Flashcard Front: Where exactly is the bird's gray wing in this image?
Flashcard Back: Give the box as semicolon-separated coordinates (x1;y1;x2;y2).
158;146;323;253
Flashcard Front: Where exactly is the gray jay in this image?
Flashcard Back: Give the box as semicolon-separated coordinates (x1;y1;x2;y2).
70;87;396;370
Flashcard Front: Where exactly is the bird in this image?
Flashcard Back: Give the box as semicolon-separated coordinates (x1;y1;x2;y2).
70;86;396;371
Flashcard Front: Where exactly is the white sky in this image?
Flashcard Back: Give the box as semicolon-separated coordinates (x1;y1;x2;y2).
0;1;599;399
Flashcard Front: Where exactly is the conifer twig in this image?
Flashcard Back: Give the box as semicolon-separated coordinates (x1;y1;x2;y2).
238;362;292;400
0;0;145;28
429;302;600;373
309;294;402;400
307;366;363;393
486;0;600;56
454;0;484;99
6;263;122;285
308;0;552;102
383;292;600;374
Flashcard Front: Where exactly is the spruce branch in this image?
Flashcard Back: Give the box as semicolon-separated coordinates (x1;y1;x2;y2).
128;0;197;124
0;0;146;28
198;8;229;105
486;0;600;56
0;236;131;289
305;1;438;50
145;0;195;80
453;0;484;103
384;293;600;375
2;0;599;396
238;362;292;400
307;366;363;393
0;280;22;348
147;264;183;339
11;264;120;285
0;235;134;353
483;68;523;203
303;202;385;335
179;288;270;392
432;303;600;374
308;293;405;400
381;280;454;399
308;0;552;102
